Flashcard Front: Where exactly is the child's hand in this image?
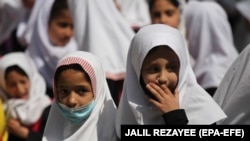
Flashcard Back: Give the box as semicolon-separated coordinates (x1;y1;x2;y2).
146;83;179;114
7;118;29;139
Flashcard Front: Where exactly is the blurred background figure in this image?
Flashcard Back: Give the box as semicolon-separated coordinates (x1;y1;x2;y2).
235;0;250;52
0;0;26;56
117;0;151;32
213;43;250;124
148;0;194;66
0;52;52;141
16;0;43;48
216;0;250;53
148;0;187;37
25;0;78;98
67;0;135;106
184;0;239;97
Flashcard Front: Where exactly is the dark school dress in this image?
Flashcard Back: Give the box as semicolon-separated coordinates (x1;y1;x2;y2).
8;105;51;141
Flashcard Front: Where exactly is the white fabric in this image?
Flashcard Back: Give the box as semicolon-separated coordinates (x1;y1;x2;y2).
16;0;44;46
213;43;250;124
117;0;150;28
184;1;239;89
0;52;51;126
25;0;78;87
68;0;135;81
236;0;250;22
115;24;226;138
0;0;24;44
42;51;118;141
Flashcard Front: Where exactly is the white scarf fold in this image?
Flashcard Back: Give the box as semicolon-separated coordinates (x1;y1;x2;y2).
236;0;250;22
68;0;135;81
16;0;44;46
184;1;238;89
117;0;150;28
0;0;24;44
213;44;250;124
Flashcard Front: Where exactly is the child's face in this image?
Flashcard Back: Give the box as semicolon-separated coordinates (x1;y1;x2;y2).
150;0;180;29
5;71;30;100
48;9;74;46
141;46;180;93
56;69;94;108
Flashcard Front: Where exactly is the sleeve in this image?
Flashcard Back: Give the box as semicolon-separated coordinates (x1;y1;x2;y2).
27;105;51;141
162;109;188;125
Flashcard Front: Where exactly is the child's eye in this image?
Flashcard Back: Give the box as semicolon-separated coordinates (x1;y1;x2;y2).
58;22;69;28
75;87;90;95
165;10;174;17
58;89;69;95
77;89;86;94
148;66;159;73
167;65;178;71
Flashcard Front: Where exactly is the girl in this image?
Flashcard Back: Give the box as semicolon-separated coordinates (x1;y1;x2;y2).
115;24;226;138
0;52;52;141
148;0;187;35
25;0;78;98
148;0;180;28
148;0;195;67
42;51;118;141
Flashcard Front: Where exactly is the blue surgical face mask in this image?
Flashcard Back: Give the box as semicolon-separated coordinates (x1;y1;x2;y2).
56;100;96;124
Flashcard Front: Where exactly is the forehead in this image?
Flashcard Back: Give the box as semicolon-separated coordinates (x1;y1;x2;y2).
56;69;91;89
144;46;179;62
6;71;28;79
51;9;72;21
151;0;178;10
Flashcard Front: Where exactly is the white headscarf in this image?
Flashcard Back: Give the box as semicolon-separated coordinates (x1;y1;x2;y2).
43;51;118;141
16;0;44;46
115;24;226;138
0;0;25;44
117;0;151;28
213;43;250;124
184;1;239;89
236;0;250;22
67;0;135;81
0;52;51;126
25;0;78;87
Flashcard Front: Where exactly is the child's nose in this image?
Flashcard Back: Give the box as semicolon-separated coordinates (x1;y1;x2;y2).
17;84;26;95
67;93;77;108
157;71;169;85
65;27;73;38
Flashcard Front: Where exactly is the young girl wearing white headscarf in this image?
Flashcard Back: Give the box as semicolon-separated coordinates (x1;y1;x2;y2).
25;0;78;98
0;52;52;141
42;51;118;141
115;24;226;138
